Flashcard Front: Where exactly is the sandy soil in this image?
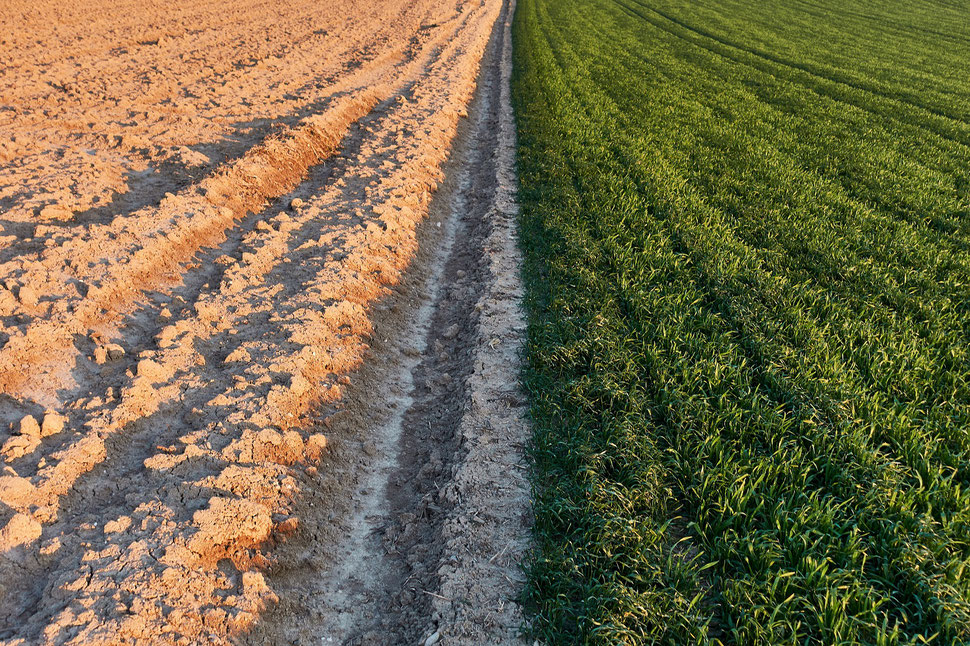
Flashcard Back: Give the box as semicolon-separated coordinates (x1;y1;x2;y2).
0;0;531;643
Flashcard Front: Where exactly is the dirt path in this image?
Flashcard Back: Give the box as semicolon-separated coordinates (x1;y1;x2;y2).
0;0;530;643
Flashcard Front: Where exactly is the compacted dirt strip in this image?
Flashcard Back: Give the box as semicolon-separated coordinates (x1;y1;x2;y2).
0;0;531;643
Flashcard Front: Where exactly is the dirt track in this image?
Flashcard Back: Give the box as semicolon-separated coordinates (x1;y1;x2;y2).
0;0;530;643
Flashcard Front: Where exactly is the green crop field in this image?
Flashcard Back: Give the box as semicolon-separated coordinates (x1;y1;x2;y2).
511;0;970;643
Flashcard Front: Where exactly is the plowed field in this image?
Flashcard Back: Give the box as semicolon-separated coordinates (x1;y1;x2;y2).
0;0;530;643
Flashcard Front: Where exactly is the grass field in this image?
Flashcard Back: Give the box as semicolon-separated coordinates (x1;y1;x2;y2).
511;0;970;643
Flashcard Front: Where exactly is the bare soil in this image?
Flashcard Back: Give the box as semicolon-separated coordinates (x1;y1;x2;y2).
246;3;530;642
0;0;531;643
